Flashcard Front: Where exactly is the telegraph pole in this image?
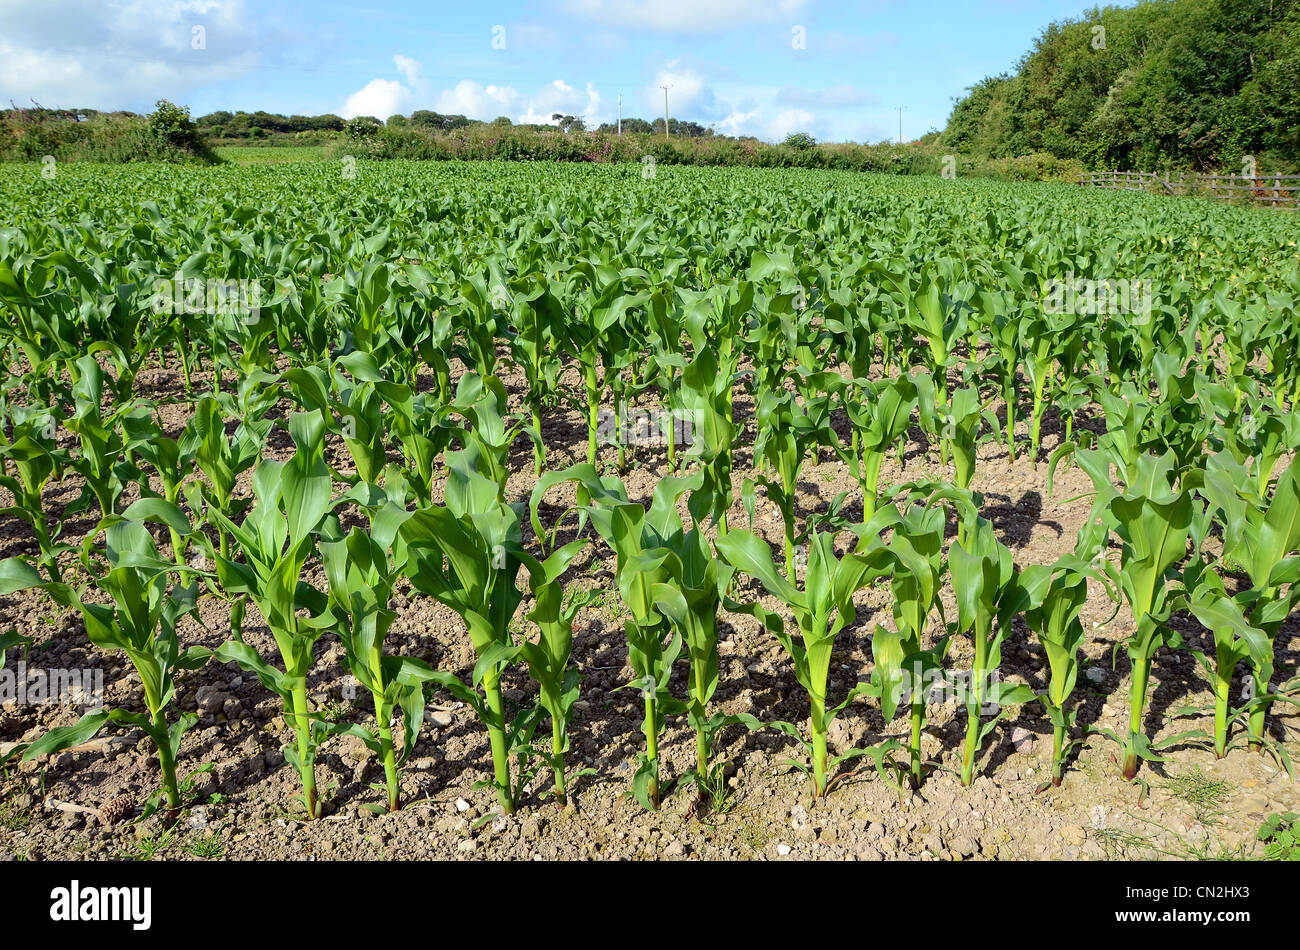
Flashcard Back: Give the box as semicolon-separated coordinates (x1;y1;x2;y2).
662;85;670;138
618;93;622;136
898;107;903;144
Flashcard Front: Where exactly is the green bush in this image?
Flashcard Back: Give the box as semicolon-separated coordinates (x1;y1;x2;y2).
975;152;1086;183
345;117;382;140
0;101;220;164
316;124;1079;183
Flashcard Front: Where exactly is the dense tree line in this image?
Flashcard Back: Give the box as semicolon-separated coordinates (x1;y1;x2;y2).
594;117;716;137
196;110;346;138
943;0;1300;172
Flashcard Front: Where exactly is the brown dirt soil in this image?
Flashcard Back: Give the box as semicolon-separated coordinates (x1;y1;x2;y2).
0;350;1296;861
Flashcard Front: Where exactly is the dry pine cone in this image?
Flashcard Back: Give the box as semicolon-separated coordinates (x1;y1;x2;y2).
96;796;134;826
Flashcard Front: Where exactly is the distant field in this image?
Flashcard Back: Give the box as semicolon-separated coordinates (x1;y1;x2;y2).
216;145;327;164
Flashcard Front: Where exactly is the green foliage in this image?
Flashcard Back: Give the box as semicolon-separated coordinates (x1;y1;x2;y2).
147;100;218;163
6;500;210;812
943;0;1300;173
211;413;340;819
345;116;382;140
1259;812;1300;860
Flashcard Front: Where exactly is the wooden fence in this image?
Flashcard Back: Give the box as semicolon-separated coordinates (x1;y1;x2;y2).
1079;170;1300;210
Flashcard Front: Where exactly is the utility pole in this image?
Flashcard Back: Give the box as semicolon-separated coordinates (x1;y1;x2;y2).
618;93;622;136
662;85;670;138
898;107;903;144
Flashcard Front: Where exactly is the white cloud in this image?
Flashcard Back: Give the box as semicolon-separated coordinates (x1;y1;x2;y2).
0;0;259;109
516;79;582;124
436;78;608;127
436;80;520;119
342;78;411;120
563;0;810;34
717;107;822;142
392;54;423;90
645;61;725;120
341;54;431;119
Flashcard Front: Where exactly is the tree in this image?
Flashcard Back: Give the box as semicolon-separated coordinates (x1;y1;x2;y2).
941;0;1300;172
345;116;382;139
147;100;214;158
411;110;472;130
551;113;586;134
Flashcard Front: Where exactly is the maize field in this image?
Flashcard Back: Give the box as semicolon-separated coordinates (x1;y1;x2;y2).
0;159;1298;861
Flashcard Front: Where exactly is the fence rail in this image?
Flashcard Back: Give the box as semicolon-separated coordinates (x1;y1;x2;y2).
1079;170;1300;210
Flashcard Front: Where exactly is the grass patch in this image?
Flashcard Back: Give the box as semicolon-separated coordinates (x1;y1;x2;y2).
185;830;225;859
216;145;327;164
1161;767;1233;825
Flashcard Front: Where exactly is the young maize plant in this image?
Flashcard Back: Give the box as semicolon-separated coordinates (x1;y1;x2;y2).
447;372;527;501
716;523;886;799
1020;552;1108;786
894;268;966;428
1145;355;1216;478
123;408;200;567
1191;452;1300;757
284;353;390;487
1082;381;1154;486
412;307;456;407
179;395;270;561
319;502;441;813
1204;379;1293;500
861;493;951;788
401;454;584;814
0;252;87;398
746;371;840;577
0;402;71;582
513;541;595;807
376;378;453;506
680;312;740;532
565;263;639;465
976;289;1023;462
324;260;398;365
3;501;210;815
743;282;801;404
508;279;567;476
1182;565;1272;761
643;289;687;472
1105;452;1194;781
452;270;505;380
948;515;1035;786
64;354;134;520
916;377;989;515
211;413;339;819
642;492;761;800
1018;310;1059;461
531;465;713;810
839;373;917;524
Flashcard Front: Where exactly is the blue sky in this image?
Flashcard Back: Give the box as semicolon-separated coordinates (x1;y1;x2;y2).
0;0;1122;143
